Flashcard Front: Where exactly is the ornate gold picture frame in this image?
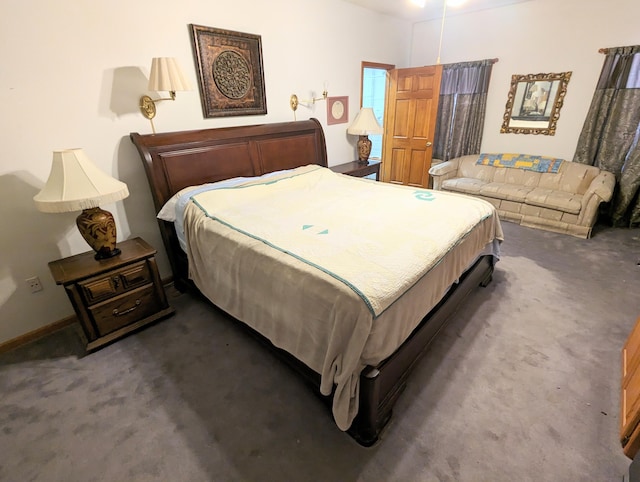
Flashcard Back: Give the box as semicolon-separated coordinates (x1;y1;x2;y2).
190;25;267;118
500;72;572;135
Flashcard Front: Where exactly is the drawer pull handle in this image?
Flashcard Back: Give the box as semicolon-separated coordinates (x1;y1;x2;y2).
113;299;141;317
112;276;120;289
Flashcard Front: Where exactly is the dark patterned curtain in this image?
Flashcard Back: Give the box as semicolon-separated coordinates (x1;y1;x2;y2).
573;45;640;227
433;59;495;161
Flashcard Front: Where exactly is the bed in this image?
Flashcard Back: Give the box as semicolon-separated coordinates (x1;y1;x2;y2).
130;118;503;446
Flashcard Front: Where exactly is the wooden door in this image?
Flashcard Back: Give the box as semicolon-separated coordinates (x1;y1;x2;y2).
381;65;442;188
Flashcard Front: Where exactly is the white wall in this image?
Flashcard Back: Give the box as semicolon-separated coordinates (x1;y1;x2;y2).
411;0;640;160
0;0;410;344
4;0;637;345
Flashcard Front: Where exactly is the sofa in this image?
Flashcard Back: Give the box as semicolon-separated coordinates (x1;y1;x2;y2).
428;153;616;238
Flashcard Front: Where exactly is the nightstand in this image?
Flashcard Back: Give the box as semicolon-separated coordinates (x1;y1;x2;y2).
330;160;381;180
49;237;175;353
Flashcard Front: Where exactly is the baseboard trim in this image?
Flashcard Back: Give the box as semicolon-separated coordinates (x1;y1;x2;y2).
0;276;175;355
0;315;77;354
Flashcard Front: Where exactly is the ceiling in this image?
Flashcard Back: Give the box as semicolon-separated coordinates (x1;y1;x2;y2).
342;0;532;22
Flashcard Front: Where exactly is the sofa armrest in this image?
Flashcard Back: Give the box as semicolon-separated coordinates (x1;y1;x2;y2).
582;170;616;205
428;159;460;190
578;170;616;226
592;170;616;202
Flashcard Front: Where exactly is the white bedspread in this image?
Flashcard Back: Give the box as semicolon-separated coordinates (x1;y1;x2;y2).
183;165;503;430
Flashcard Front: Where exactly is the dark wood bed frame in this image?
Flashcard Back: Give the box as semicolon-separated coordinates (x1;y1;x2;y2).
130;118;494;446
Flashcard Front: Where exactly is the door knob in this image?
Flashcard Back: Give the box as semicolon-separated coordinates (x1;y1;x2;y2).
425;141;433;147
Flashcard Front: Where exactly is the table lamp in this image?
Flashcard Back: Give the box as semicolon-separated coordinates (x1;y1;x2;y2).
347;107;383;163
34;148;130;260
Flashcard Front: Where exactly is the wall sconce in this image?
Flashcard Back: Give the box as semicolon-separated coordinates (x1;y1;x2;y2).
347;108;383;164
289;89;328;120
33;149;130;259
139;57;191;133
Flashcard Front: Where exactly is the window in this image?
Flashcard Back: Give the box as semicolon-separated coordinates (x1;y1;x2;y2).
360;62;394;160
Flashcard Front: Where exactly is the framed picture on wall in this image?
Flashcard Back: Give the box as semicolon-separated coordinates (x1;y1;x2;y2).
190;24;267;118
327;96;349;125
500;72;572;135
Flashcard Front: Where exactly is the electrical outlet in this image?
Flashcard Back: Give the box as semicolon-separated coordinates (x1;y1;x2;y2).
26;276;43;293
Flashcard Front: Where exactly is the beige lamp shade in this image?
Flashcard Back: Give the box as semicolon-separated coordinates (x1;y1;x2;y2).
347;108;383;163
34;148;130;259
347;108;383;136
148;57;191;92
34;149;129;213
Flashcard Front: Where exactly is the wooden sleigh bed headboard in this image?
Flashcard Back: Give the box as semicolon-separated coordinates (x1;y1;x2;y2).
130;118;328;286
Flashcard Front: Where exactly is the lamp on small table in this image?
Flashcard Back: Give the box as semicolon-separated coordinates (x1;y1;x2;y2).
347;107;383;164
34;148;129;260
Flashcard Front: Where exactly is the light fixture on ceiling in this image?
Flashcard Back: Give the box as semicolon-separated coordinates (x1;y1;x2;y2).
410;0;468;63
436;0;448;64
436;0;468;64
139;57;191;133
34;148;130;260
410;0;466;9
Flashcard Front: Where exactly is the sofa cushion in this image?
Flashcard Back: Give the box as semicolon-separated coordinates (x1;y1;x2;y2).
494;168;542;188
457;161;497;182
441;177;487;195
479;182;532;202
537;161;601;194
525;188;582;214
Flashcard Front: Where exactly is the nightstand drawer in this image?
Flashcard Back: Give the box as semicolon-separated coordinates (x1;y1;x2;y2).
80;261;151;304
90;284;160;336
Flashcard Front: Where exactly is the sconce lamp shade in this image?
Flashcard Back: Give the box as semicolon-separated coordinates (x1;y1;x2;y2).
140;58;191;132
34;148;130;259
148;57;191;93
347;108;383;163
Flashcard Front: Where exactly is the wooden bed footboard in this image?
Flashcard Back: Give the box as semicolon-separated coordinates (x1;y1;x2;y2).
219;254;494;446
350;254;494;446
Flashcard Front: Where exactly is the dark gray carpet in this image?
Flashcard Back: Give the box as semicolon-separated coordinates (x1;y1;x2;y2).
1;222;639;481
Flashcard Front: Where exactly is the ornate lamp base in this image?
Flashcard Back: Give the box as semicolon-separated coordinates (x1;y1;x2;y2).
76;207;121;260
357;135;372;164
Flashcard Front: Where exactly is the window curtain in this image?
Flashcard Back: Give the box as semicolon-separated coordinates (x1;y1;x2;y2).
573;45;640;227
433;59;494;162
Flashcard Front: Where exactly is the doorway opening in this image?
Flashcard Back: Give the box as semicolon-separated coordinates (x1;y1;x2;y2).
360;62;394;160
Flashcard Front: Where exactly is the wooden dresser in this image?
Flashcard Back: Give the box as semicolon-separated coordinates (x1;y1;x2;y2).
622;315;640;458
49;237;175;353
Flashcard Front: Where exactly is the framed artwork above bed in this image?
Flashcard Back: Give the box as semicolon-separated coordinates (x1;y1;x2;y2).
189;24;267;118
